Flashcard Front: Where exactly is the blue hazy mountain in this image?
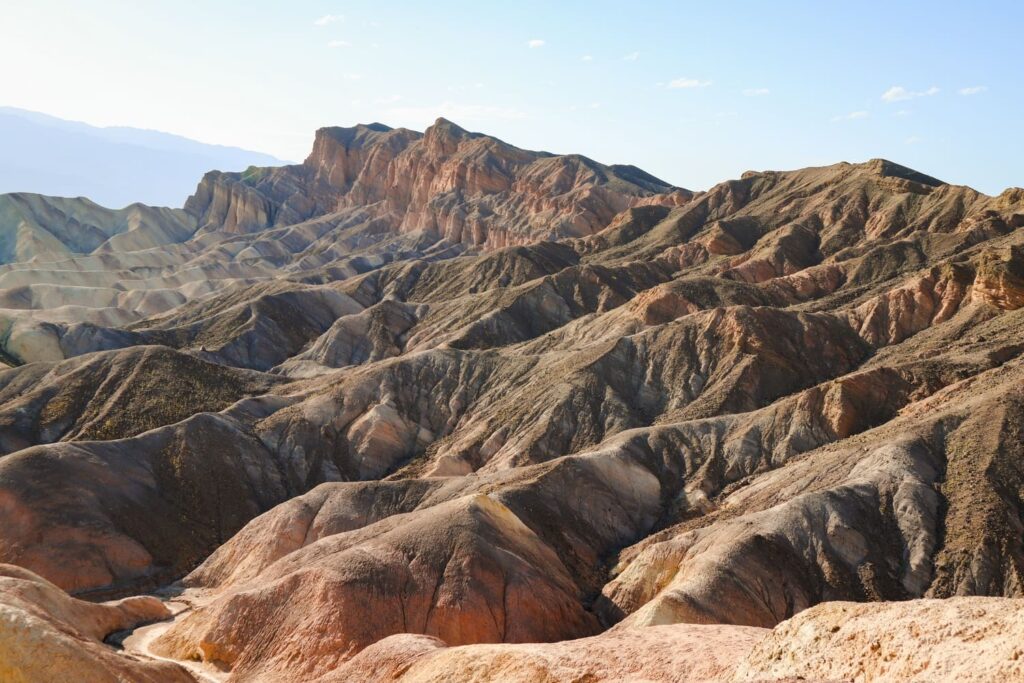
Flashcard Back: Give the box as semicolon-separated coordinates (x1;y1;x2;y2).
0;107;288;208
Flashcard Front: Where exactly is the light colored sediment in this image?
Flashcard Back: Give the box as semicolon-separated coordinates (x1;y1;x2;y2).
0;563;194;683
734;597;1024;682
322;623;768;683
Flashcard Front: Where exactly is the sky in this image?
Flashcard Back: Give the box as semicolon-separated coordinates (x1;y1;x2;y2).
2;0;1021;194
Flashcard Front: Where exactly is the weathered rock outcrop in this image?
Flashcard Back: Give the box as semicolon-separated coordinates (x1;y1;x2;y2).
0;564;193;682
0;345;279;454
0;193;197;264
734;597;1024;682
324;624;767;683
152;494;600;680
185;118;684;248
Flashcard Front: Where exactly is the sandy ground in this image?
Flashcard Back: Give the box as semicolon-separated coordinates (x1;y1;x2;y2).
120;598;228;683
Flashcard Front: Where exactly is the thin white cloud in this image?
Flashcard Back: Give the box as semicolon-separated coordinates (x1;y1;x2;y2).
742;88;770;96
881;85;940;102
314;14;344;26
527;39;545;48
581;55;594;62
375;94;403;104
894;109;911;117
831;111;869;122
327;40;351;48
447;82;485;92
342;73;362;81
905;135;922;144
623;51;640;61
668;77;712;89
959;85;988;96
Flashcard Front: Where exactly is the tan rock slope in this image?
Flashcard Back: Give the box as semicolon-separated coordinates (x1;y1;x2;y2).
0;563;194;682
0;120;1022;680
734;597;1024;682
324;624;768;683
151;494;599;680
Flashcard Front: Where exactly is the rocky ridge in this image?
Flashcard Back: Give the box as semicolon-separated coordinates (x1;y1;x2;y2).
0;121;1022;681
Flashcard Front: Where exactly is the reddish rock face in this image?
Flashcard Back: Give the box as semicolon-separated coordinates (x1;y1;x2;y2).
151;494;599;681
185;118;686;247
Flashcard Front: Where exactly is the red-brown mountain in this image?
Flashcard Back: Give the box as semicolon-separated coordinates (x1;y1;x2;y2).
185;118;687;247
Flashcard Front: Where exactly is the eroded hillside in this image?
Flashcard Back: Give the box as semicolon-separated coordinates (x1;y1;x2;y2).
0;119;1022;682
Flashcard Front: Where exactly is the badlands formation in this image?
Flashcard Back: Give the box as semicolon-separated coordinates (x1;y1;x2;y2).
0;118;1023;681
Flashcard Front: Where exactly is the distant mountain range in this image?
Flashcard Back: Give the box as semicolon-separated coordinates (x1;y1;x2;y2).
0;107;287;208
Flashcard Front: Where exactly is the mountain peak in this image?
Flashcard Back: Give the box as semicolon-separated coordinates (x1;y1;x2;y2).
863;158;945;187
187;119;678;246
313;122;394;148
430;116;468;133
423;117;475;152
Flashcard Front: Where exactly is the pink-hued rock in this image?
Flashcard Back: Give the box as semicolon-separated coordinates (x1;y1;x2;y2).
151;494;598;681
186;118;684;248
0;563;193;683
317;623;768;683
734;597;1024;682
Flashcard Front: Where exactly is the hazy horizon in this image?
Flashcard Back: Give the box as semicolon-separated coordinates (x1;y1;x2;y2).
2;1;1022;195
0;106;287;207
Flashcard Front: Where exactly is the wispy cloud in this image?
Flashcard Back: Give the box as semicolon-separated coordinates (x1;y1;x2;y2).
668;77;712;89
527;39;545;48
894;109;911;117
314;14;344;26
580;55;594;62
831;111;869;122
342;73;362;81
375;95;403;104
447;82;485;92
623;51;639;61
905;135;922;144
742;88;770;96
327;40;351;48
959;85;988;96
881;85;940;102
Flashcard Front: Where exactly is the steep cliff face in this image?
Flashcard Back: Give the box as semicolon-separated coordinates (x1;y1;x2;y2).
184;118;684;247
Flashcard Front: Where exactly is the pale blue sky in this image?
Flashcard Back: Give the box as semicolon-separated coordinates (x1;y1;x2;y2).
2;0;1020;193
